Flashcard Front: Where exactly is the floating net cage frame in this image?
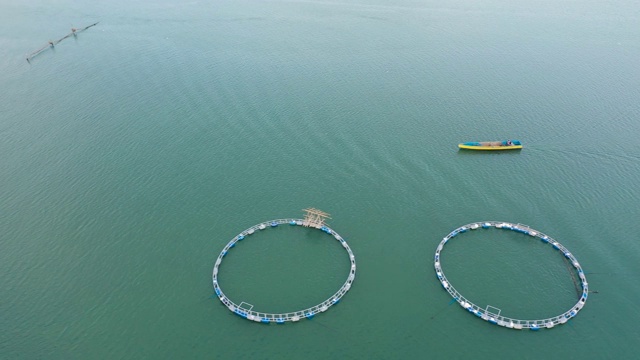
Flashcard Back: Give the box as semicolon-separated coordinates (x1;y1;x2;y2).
434;221;588;330
213;216;356;324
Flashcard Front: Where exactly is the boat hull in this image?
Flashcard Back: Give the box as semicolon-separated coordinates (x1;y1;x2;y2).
458;144;523;151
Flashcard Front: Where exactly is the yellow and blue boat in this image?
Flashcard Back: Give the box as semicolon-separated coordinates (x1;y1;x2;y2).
458;140;522;150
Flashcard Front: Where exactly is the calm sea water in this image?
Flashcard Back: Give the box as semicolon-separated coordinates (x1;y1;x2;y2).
2;0;640;358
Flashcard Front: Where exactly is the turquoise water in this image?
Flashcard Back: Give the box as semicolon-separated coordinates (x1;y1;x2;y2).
2;0;640;358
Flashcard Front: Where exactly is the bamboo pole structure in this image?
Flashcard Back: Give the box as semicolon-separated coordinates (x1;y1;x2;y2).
302;208;331;228
26;22;99;62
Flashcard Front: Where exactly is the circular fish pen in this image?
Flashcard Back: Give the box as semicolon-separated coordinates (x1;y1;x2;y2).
212;219;356;323
434;221;588;330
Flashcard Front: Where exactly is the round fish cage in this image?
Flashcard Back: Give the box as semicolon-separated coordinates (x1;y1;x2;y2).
213;218;356;323
434;221;588;330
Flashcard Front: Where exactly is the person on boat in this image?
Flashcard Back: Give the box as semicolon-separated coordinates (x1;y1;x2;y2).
506;140;513;146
